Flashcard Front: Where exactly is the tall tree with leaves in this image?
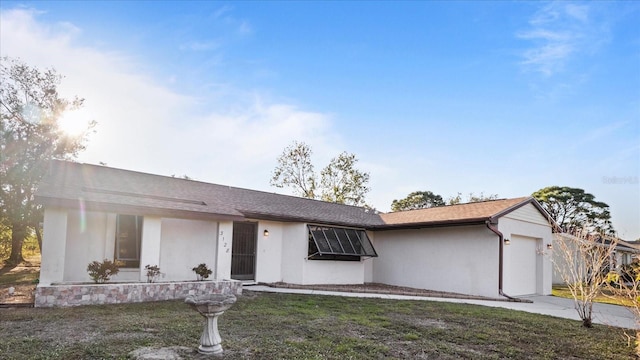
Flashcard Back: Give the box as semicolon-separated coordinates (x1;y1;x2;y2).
1;57;94;263
532;186;613;234
391;191;445;211
271;142;370;206
320;152;370;206
270;141;317;199
447;192;499;205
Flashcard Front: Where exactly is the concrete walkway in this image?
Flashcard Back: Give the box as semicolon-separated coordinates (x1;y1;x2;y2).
245;285;637;330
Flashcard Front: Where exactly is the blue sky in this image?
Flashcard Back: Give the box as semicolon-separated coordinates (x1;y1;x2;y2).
1;1;639;239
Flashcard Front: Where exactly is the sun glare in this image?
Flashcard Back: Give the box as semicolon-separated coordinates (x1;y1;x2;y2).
58;108;93;137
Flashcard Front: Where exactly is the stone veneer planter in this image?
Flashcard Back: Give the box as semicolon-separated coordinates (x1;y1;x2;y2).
34;280;242;308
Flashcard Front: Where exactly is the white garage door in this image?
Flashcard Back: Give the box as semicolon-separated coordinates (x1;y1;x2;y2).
505;235;538;296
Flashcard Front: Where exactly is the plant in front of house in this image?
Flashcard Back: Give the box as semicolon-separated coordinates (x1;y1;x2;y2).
604;258;640;356
145;264;161;283
552;228;618;328
87;259;122;283
192;263;212;281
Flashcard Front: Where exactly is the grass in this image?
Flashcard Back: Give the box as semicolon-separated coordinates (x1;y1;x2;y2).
0;291;636;359
0;268;38;286
0;263;636;359
553;285;636;307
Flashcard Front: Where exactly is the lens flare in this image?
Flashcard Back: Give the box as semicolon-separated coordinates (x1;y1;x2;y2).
78;197;87;233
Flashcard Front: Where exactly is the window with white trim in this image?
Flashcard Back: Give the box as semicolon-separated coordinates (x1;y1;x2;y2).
115;214;143;268
307;225;377;261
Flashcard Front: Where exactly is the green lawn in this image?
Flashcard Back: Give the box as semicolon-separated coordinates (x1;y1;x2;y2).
552;285;636;307
0;291;635;359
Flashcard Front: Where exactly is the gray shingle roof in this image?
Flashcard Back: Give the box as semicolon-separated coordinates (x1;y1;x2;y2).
378;197;539;228
36;160;386;228
36;161;550;230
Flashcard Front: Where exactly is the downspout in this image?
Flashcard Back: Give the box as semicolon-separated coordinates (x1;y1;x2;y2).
486;220;525;302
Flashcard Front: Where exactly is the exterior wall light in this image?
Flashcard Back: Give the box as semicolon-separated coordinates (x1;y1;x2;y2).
504;238;511;245
546;243;553;250
263;229;269;237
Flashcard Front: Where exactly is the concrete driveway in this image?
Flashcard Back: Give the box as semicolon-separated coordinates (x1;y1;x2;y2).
446;294;636;330
247;285;637;330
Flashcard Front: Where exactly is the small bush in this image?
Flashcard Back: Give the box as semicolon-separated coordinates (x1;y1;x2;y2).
192;263;212;281
145;264;161;283
87;259;121;283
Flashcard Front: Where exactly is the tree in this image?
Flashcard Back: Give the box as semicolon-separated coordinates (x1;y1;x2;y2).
553;229;618;328
532;186;613;234
447;192;499;205
320;152;370;206
391;191;445;212
0;220;10;259
270;142;370;206
605;256;640;355
0;57;93;263
270;141;317;199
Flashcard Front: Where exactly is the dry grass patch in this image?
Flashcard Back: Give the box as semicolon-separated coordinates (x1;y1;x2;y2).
0;255;40;304
0;290;635;359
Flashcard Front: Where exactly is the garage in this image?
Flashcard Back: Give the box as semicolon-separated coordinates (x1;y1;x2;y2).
374;198;554;298
504;235;539;296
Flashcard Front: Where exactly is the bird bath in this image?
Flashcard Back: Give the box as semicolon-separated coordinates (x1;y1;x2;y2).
185;294;237;355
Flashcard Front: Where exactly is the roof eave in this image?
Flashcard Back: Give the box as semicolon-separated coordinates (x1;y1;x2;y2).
372;218;489;231
36;196;246;222
240;211;384;229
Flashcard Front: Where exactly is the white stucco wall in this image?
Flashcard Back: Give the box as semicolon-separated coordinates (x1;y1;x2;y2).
281;223;306;284
159;218;218;282
40;207;234;284
278;223;368;285
40;208;68;285
372;225;500;298
254;221;283;283
63;210;109;282
140;217;162;282
499;204;553;296
303;258;366;284
215;221;233;280
363;231;375;283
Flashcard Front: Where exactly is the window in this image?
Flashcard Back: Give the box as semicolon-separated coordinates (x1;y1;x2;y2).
307;225;377;261
115;214;143;268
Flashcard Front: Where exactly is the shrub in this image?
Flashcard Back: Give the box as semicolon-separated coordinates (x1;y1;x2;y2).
87;259;121;283
192;263;212;281
145;264;161;283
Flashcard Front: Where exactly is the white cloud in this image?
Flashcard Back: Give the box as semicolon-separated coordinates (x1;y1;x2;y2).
238;20;252;35
0;7;336;192
520;43;574;76
175;99;334;186
213;5;233;19
210;4;253;37
565;4;590;23
517;2;608;77
518;29;572;42
179;40;221;51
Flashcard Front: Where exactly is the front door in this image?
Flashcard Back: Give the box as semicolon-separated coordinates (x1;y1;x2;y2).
231;222;257;280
